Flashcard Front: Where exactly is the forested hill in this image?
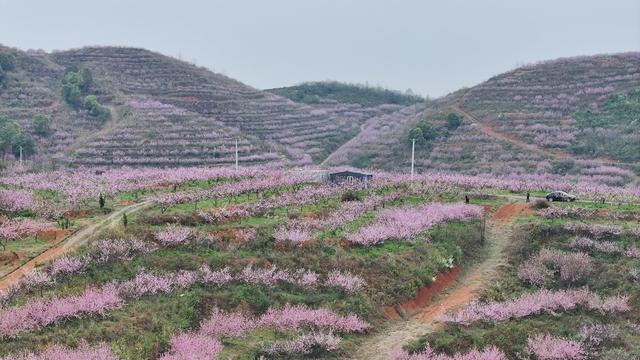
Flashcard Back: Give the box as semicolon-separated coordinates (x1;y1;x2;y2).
267;81;424;107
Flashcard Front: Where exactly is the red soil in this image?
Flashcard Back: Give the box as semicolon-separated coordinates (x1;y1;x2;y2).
65;210;87;219
384;202;531;320
492;203;532;225
38;228;71;242
0;251;23;265
385;266;462;319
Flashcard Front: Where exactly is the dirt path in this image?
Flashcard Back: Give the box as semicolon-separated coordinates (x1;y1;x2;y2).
351;203;531;360
321;121;370;166
452;104;640;183
452;104;573;161
0;201;151;292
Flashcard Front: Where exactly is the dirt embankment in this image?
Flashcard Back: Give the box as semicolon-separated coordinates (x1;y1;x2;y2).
351;202;532;360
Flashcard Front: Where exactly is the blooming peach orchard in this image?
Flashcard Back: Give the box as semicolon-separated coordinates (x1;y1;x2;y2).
0;164;638;359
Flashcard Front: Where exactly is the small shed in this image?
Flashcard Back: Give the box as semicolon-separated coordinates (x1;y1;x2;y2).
328;170;373;188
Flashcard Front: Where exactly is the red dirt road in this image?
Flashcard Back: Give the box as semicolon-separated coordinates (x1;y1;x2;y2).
351;202;532;360
0;201;151;292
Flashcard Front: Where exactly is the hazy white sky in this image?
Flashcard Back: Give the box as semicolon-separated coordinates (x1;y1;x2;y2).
1;0;638;97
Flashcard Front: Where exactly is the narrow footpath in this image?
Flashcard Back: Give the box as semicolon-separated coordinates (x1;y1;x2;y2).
0;201;151;292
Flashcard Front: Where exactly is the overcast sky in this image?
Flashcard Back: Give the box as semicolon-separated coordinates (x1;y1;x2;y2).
1;0;638;97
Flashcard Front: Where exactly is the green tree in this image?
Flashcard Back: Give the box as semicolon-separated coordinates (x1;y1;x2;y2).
408;127;426;145
83;95;111;122
32;115;51;137
446;112;463;130
0;53;16;71
61;72;83;107
417;122;439;141
83;95;100;113
61;69;93;107
79;68;93;91
0;116;20;162
11;133;35;159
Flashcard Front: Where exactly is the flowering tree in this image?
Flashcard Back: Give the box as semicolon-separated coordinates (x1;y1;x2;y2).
158;333;223;360
517;249;593;285
0;216;49;250
161;303;368;358
569;237;621;254
0;341;117;360
527;334;585;360
154;225;192;247
0;284;124;337
324;270;366;293
393;345;507;360
442;288;629;325
347;203;484;246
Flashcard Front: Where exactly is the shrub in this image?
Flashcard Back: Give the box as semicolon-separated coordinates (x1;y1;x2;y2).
446;112;463;130
32;115;51;137
0;53;16;71
531;199;550;209
341;190;361;202
262;332;341;356
83;95;111;122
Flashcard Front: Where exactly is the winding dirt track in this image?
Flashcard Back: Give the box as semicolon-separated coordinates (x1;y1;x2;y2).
0;201;151;292
351;202;531;360
452;104;640;184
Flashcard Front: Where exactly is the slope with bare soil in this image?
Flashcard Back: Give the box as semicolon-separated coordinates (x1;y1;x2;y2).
351;202;531;360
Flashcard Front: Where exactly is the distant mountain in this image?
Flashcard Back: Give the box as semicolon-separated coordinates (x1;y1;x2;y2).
325;53;640;183
0;45;638;181
0;46;408;166
267;81;424;107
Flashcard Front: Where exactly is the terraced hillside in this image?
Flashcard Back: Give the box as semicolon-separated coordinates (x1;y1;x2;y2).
326;53;640;181
0;48;102;161
0;45;408;166
2;46;638;174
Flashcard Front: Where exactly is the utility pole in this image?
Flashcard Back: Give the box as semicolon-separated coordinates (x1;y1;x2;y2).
19;146;23;167
410;138;415;181
235;138;238;171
